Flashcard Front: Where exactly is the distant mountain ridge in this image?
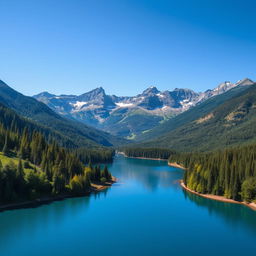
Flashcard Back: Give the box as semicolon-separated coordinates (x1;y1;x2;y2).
34;78;254;138
0;80;125;148
136;81;256;151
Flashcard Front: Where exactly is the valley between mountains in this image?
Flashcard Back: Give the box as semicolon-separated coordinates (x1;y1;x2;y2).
34;78;254;139
1;76;256;210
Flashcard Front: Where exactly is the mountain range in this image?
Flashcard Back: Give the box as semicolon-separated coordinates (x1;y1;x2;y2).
137;80;256;151
0;77;256;153
34;78;254;138
0;80;125;148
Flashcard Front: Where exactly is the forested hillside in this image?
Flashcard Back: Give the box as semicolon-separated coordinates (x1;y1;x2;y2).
138;83;253;142
34;78;254;139
0;106;113;205
169;144;256;202
125;84;256;204
0;103;114;163
138;83;256;151
0;80;126;148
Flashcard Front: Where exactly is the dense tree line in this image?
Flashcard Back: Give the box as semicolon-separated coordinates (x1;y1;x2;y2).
75;148;115;164
0;116;112;204
0;157;112;203
138;84;256;152
169;145;256;202
0;103;114;163
124;147;175;160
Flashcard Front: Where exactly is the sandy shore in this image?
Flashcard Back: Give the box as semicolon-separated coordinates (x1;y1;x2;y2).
90;176;117;191
180;181;256;211
0;177;117;212
126;156;168;161
168;162;186;170
118;152;168;161
119;153;186;169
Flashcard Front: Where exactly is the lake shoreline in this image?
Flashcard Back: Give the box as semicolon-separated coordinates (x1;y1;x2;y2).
119;152;169;161
180;180;256;211
119;153;186;170
168;162;186;170
119;154;256;211
0;177;117;212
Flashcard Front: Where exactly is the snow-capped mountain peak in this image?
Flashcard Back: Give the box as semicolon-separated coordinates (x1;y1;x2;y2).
33;77;255;137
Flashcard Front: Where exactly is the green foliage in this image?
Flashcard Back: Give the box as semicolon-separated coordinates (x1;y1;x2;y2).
100;177;107;183
102;107;163;138
52;174;66;195
241;178;256;203
0;102;115;164
23;160;32;169
69;174;90;196
102;165;112;180
2;133;9;156
0;105;113;204
170;144;256;202
85;164;112;184
138;84;256;151
0;80;126;148
124;147;175;160
25;170;52;199
75;148;114;164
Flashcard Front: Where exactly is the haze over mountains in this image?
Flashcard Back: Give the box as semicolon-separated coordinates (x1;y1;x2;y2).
34;78;254;138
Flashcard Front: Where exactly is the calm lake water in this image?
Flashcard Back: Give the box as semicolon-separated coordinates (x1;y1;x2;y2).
1;155;256;256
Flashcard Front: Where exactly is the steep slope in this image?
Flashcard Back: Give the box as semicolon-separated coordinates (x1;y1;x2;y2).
198;78;254;102
139;82;253;141
0;80;124;147
137;83;256;151
34;79;253;138
102;107;163;138
0;102;115;163
34;86;199;138
0;102;74;147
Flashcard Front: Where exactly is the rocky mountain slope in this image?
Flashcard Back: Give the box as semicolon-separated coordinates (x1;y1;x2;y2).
136;81;256;151
34;78;254;138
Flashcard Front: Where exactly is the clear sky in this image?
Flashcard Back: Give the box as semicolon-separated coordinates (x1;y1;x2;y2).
0;0;255;96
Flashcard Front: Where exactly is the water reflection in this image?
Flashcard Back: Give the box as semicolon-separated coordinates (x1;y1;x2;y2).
0;189;109;249
109;156;182;191
183;189;256;235
0;155;256;256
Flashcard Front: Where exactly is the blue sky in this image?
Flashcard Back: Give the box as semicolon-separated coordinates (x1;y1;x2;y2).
0;0;255;96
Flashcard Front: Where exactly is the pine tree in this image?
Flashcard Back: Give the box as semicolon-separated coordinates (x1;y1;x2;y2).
2;133;9;155
16;159;25;194
95;166;101;182
17;159;24;177
19;127;30;159
103;165;111;180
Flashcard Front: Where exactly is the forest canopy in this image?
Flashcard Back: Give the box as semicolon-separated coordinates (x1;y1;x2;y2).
0;105;113;205
169;145;256;203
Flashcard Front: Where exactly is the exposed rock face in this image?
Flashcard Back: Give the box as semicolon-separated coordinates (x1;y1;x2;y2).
33;78;254;137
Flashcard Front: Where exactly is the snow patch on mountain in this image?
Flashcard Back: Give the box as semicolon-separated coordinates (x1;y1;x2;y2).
71;101;88;109
116;102;134;108
33;78;255;137
157;93;164;98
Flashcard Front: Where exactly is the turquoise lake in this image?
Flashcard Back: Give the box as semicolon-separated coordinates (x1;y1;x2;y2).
1;155;256;256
